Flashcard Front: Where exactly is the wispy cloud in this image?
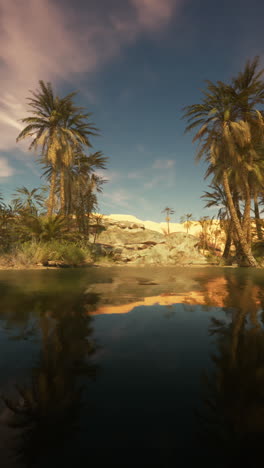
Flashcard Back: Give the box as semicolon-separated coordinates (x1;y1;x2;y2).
0;0;182;154
0;157;15;178
152;159;175;169
131;0;177;29
102;189;132;208
95;169;120;183
127;170;144;179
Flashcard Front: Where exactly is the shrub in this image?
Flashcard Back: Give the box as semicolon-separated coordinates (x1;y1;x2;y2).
53;242;86;265
15;242;52;266
12;241;86;266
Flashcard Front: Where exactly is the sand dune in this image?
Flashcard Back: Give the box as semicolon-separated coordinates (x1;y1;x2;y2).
104;213;213;236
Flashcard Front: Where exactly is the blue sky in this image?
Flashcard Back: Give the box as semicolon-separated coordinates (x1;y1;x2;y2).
0;0;263;222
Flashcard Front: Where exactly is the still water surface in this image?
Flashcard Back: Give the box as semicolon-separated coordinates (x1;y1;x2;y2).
0;266;264;467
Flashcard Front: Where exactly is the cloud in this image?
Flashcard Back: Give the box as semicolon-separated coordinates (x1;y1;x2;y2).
152;159;175;169
0;0;182;153
95;170;120;183
131;0;176;29
102;189;131;208
127;170;144;179
0;157;15;178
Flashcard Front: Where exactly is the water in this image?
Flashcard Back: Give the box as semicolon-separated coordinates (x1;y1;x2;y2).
0;266;264;467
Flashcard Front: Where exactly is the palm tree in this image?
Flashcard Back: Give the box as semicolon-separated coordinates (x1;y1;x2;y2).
246;157;264;240
198;216;211;254
161;207;175;234
12;186;45;215
182;59;264;267
0;199;16;251
232;58;264;243
41;149;107;234
180;213;193;234
205;166;248;261
201;183;233;258
18;213;68;242
16;81;99;216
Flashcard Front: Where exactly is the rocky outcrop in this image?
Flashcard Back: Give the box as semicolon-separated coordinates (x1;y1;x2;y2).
90;217;208;265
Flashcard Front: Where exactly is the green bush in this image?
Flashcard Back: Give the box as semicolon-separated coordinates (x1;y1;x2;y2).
52;242;86;265
13;241;86;266
15;242;51;266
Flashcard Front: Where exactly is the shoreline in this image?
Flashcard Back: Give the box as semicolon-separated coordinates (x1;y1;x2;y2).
0;262;248;271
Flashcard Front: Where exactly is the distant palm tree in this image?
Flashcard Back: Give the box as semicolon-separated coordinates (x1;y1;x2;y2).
12;186;45;215
198;216;211;254
161;207;175;234
180;213;193;234
16;81;99;216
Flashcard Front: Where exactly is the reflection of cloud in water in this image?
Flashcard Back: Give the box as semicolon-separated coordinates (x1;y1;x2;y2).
89;277;262;316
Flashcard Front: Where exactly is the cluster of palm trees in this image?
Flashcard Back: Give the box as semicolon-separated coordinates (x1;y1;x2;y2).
183;56;264;267
15;81;107;234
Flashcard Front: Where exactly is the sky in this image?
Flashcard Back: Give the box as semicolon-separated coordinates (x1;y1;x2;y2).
0;0;264;223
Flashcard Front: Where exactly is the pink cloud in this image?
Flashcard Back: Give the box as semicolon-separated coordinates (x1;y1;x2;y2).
132;0;176;29
0;0;182;153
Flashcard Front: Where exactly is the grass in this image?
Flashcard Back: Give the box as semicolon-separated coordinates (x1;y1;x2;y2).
3;241;88;267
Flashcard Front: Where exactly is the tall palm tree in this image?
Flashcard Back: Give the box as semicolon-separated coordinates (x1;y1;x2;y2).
161;207;175;234
246;148;264;240
182;60;264;267
16;81;99;216
205;165;247;261
230;57;264;244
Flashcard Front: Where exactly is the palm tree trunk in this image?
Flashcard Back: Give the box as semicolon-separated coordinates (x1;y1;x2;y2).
233;192;242;222
48;170;56;217
222;169;258;267
254;192;263;240
241;174;252;245
60;169;66;215
167;217;170;235
222;220;232;259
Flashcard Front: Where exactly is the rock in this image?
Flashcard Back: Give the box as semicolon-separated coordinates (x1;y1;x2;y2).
89;216;208;265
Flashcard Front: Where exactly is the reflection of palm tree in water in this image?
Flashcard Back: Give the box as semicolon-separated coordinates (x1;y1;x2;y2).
1;292;99;467
196;274;264;466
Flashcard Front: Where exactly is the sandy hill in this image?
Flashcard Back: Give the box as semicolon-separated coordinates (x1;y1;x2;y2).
103;213;219;237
